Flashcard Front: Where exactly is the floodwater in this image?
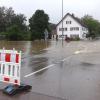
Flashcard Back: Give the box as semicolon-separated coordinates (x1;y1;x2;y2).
1;40;100;100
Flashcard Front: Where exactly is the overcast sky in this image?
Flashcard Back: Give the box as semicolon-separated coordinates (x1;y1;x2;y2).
0;0;100;24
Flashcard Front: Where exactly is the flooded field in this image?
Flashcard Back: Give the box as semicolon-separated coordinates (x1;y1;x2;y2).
1;40;100;100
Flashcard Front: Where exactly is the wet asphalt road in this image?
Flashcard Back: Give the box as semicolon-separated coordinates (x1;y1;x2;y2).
1;40;100;100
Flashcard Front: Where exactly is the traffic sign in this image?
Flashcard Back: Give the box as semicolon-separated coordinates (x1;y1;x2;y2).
0;48;21;85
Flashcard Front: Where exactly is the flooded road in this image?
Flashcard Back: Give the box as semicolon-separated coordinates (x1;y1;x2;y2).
1;40;100;100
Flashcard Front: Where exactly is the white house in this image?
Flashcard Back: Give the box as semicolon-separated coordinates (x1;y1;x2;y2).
56;13;88;40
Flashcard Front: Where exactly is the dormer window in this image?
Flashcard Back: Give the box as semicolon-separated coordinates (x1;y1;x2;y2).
66;21;71;24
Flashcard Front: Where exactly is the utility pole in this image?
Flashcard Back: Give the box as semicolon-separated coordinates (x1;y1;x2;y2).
62;0;64;46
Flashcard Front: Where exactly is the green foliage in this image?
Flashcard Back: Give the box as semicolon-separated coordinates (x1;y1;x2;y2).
0;6;29;40
29;10;49;40
6;25;23;40
11;14;27;32
82;15;100;39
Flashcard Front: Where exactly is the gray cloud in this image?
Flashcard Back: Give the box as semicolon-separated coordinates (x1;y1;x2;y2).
0;0;100;24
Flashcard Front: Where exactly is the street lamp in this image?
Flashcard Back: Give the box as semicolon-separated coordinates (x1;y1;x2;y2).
62;0;64;46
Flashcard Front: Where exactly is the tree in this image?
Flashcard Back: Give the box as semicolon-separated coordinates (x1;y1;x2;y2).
6;25;23;40
81;15;100;39
11;14;27;33
29;10;49;40
5;7;15;28
0;6;28;40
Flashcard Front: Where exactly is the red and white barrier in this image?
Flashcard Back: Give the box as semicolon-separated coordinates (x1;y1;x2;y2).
0;48;21;85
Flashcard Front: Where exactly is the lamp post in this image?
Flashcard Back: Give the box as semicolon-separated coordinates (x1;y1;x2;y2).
62;0;64;46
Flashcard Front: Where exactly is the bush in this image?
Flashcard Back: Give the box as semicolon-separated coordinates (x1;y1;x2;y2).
6;25;30;41
0;32;7;40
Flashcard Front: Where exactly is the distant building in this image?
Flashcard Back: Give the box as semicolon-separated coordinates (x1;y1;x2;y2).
48;23;57;39
56;13;88;40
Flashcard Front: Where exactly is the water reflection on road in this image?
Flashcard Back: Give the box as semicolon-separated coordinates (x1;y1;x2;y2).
0;40;50;54
0;40;51;75
1;40;100;100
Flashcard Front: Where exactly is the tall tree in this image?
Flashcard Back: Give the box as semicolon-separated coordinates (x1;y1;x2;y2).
29;10;49;40
81;15;100;39
0;6;28;40
0;7;6;32
6;25;23;40
5;7;15;27
11;14;27;32
6;14;28;40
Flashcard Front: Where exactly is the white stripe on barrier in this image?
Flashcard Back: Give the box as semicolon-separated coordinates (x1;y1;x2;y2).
11;53;16;63
0;48;21;85
1;53;5;61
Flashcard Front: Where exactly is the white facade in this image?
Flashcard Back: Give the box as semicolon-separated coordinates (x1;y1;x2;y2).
56;14;88;39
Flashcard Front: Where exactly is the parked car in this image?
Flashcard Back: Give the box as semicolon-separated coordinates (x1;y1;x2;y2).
3;84;32;95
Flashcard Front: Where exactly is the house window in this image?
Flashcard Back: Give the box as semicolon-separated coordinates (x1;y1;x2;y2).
70;27;79;31
70;27;73;31
82;27;87;31
65;28;67;31
59;28;64;31
76;27;79;30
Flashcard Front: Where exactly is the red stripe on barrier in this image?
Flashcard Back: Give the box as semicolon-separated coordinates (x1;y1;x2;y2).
16;54;19;63
4;77;10;81
5;53;11;62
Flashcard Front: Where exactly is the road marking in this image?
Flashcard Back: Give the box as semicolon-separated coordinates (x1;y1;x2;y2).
24;50;80;78
61;55;74;62
62;58;67;62
74;48;88;54
24;64;55;78
74;51;81;54
61;58;69;62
